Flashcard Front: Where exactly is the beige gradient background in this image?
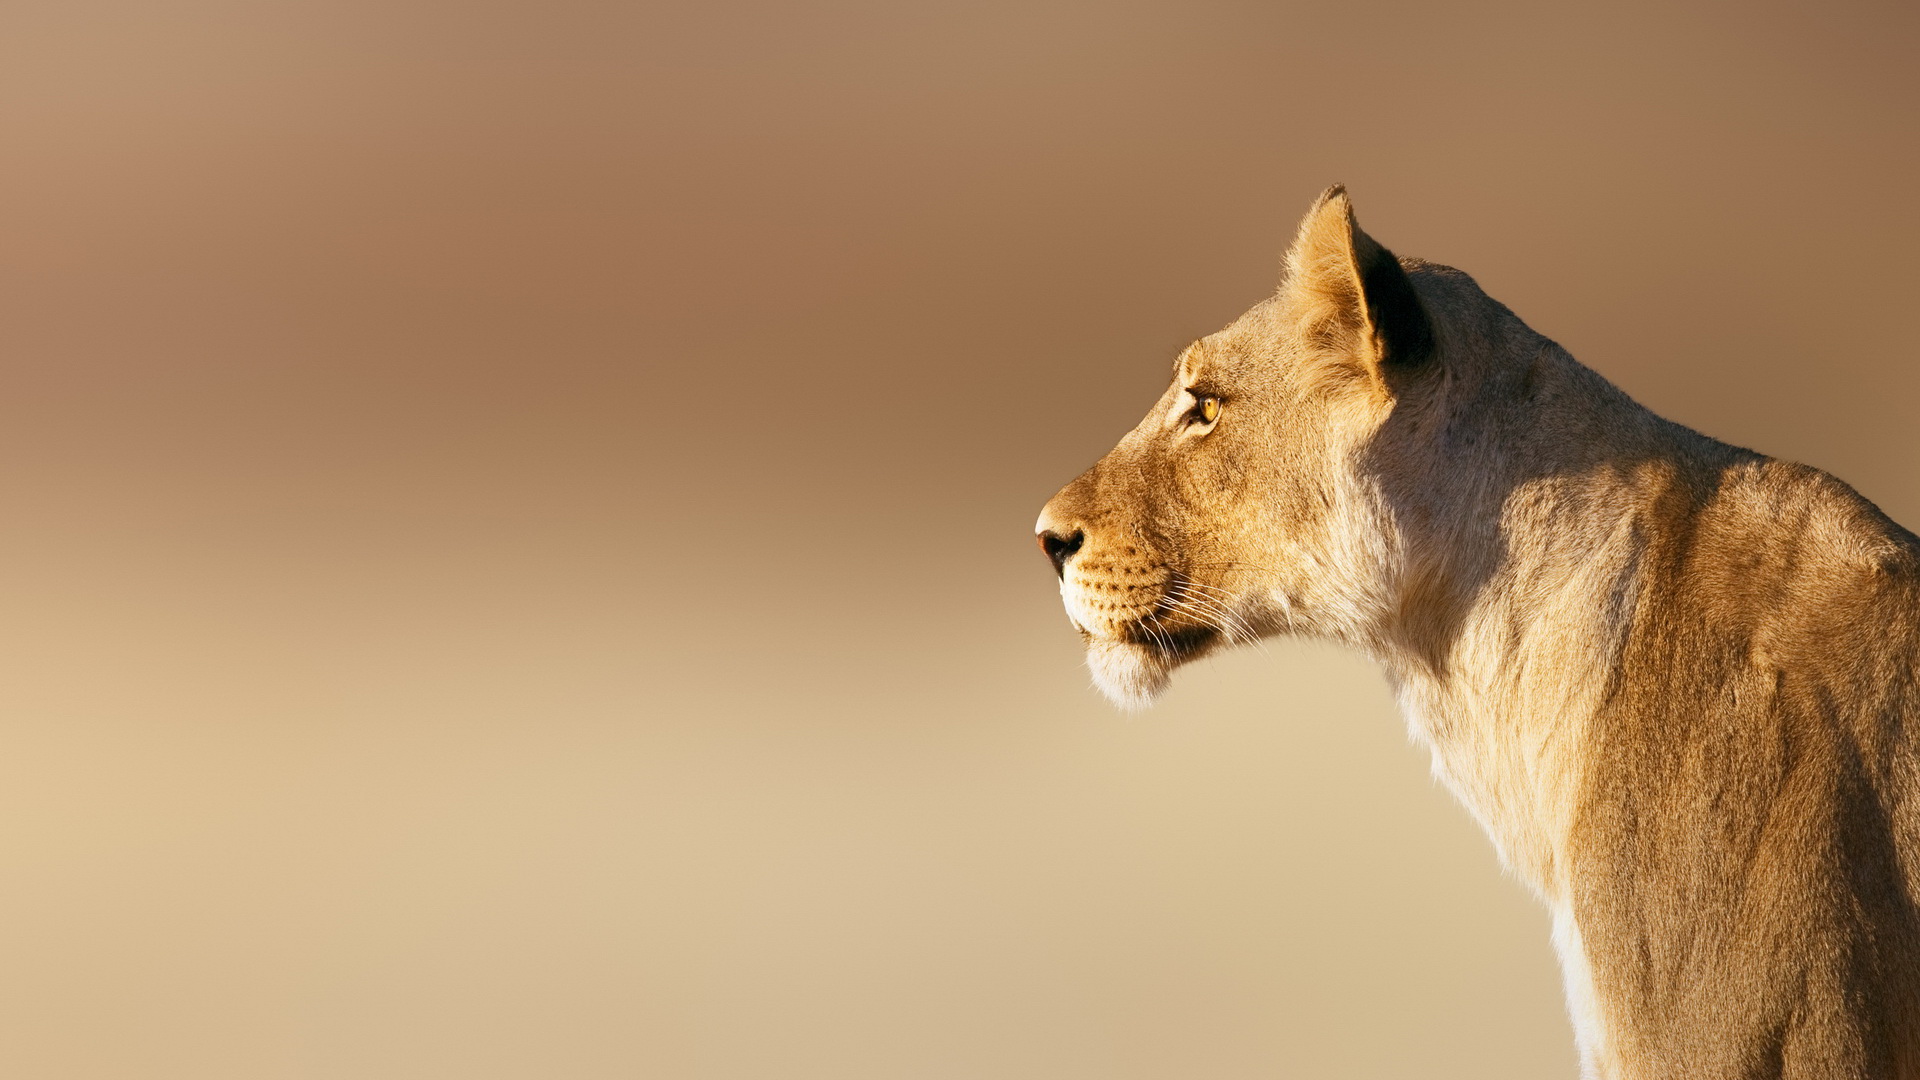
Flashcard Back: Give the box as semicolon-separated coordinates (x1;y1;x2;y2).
1;1;1916;1077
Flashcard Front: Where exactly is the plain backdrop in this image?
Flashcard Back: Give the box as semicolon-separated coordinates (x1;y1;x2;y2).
1;0;1916;1077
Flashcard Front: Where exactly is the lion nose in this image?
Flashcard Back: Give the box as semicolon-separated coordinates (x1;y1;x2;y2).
1037;527;1085;579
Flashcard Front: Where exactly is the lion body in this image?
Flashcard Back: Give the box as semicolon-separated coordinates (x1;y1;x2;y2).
1037;189;1920;1078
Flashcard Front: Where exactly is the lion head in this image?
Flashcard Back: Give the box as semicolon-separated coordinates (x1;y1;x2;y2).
1036;185;1546;707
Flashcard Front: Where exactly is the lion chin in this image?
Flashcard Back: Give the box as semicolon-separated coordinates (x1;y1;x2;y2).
1085;640;1172;710
1085;625;1222;710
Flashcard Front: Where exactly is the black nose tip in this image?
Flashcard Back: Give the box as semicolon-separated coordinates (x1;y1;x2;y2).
1038;528;1084;578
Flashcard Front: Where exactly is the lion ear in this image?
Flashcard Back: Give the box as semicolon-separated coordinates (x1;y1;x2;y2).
1281;185;1433;377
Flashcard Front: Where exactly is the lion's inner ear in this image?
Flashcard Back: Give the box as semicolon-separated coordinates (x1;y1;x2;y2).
1281;185;1433;378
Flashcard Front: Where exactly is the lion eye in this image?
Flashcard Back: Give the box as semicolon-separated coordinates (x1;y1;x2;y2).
1189;394;1221;426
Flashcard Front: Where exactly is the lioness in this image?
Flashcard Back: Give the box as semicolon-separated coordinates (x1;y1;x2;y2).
1035;187;1920;1078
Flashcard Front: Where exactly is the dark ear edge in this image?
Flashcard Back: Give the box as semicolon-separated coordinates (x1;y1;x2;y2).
1355;237;1434;369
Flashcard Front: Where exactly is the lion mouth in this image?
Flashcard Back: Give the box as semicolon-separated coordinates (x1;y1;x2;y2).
1121;619;1219;661
1062;572;1232;664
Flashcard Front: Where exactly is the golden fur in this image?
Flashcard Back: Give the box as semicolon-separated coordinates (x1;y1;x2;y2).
1036;187;1920;1078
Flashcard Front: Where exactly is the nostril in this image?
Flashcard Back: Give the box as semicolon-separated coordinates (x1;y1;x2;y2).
1038;528;1085;578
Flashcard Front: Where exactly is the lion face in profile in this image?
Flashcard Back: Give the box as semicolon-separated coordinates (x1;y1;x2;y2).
1036;185;1438;708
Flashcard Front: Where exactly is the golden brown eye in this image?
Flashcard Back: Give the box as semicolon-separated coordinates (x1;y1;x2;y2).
1198;396;1220;424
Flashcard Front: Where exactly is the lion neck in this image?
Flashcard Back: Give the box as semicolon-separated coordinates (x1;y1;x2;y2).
1360;358;1722;902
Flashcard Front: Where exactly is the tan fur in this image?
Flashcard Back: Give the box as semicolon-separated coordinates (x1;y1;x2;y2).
1036;187;1920;1078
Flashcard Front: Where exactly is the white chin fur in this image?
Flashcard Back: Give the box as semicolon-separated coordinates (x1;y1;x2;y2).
1086;640;1170;710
